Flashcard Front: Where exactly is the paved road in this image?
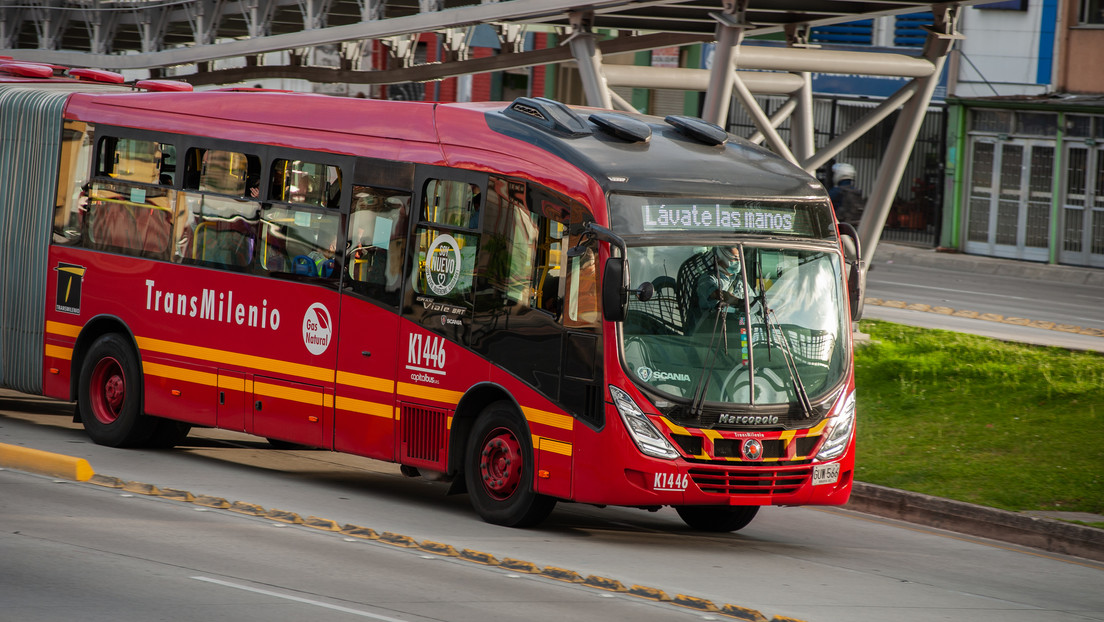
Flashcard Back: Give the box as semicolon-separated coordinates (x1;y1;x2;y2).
863;244;1104;352
3;401;1103;622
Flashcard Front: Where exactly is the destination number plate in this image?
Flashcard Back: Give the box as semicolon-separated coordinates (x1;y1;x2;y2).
812;463;840;486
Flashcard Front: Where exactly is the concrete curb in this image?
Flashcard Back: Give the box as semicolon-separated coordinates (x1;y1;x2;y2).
847;482;1104;562
0;442;94;481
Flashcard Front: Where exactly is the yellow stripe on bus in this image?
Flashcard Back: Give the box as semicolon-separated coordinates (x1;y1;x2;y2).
136;335;332;383
143;361;217;387
535;435;573;457
45;321;81;339
336;370;394;394
521;406;573;431
44;343;73;361
396;381;463;405
254;380;333;408
335;395;392;419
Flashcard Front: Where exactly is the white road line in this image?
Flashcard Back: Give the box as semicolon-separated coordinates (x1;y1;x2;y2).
192;576;413;621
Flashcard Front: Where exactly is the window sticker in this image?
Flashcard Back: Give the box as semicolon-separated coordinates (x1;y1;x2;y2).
425;233;462;296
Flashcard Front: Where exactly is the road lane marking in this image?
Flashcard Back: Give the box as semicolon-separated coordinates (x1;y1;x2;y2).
191;576;412;621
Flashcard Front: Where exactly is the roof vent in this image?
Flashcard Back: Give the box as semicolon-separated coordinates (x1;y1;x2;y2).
134;79;193;92
589;112;651;143
504;97;591;137
665;115;728;146
68;68;125;84
0;62;54;79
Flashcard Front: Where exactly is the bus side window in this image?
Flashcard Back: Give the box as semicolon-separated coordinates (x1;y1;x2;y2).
480;176;543;312
85;135;175;260
423;179;480;229
186;148;260;199
53;120;93;246
346;185;410;306
271;159;341;208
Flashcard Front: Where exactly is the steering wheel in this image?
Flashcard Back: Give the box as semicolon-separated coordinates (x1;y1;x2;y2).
721;365;788;403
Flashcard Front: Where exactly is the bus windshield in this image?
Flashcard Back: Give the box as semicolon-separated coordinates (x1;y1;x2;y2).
622;243;849;407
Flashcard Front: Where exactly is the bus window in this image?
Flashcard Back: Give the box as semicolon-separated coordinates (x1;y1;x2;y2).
53;120;94;246
85;180;175;259
271;159;341;208
184;148;260;198
423;179;480;229
479;176;567;315
259;204;340;278
177;194;260;269
96;136;171;185
346;186;410;305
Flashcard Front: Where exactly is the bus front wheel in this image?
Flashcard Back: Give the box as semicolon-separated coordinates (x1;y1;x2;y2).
676;505;759;532
464;402;555;527
78;334;156;448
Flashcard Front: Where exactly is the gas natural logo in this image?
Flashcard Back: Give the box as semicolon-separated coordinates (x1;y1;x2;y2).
302;303;332;355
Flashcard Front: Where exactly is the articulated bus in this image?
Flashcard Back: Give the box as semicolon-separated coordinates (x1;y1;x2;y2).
0;61;864;530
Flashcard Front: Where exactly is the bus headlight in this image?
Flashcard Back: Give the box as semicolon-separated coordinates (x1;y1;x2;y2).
816;390;856;461
609;385;680;460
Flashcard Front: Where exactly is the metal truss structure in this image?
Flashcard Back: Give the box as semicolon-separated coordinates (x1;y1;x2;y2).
1;0;993;262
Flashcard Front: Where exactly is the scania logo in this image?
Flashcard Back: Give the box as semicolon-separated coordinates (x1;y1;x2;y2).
718;413;780;426
741;439;764;461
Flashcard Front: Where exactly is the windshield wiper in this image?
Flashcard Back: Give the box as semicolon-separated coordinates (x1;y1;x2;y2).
763;307;814;418
689;261;735;420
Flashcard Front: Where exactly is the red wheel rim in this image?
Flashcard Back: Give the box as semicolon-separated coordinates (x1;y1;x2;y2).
89;356;125;425
478;427;523;501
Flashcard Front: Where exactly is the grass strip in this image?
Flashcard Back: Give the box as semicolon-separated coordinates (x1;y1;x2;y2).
854;320;1103;523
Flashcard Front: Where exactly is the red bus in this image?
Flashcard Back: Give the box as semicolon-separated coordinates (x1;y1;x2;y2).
1;61;864;531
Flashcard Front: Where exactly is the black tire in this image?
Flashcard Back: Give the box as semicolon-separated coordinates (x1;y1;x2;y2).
78;333;156;448
676;505;760;532
464;401;556;527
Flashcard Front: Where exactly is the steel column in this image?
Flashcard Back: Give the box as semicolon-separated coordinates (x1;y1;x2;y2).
566;11;611;110
701;6;747;127
858;6;962;264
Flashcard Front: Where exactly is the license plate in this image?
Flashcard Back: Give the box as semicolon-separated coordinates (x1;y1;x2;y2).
812;463;840;486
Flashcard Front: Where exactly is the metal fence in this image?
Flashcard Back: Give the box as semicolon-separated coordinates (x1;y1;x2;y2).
728;95;946;247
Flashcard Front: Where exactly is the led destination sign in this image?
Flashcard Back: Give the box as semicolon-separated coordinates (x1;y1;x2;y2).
608;194;835;239
642;204;797;234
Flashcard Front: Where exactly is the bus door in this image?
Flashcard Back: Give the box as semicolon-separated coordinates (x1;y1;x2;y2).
249;155;346;449
397;168;487;472
333;161;415;461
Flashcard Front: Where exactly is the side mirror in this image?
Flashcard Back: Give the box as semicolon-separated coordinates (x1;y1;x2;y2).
602;257;627;322
837;222;866;321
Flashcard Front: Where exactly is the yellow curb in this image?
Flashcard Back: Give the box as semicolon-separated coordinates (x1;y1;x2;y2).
882;300;907;308
379;532;418;547
0;443;94;481
194;495;231;509
931;306;955;315
340;525;379;540
159;488;195;502
265;509;304;524
540;566;583;583
459;549;498;565
419;540;459;556
122;480;160;495
672;594;719;612
304;516;340;531
499;558;540;573
979;313;1005;322
583;575;627;592
628;585;671;601
720;603;769;621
